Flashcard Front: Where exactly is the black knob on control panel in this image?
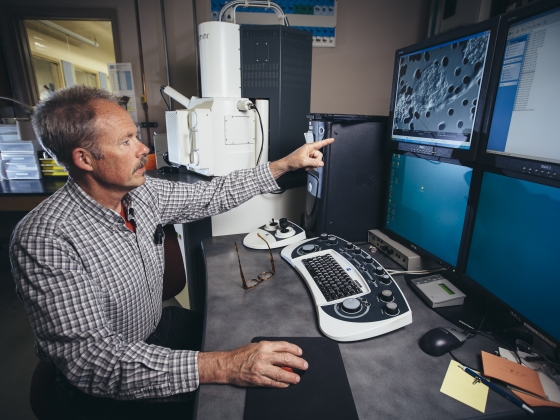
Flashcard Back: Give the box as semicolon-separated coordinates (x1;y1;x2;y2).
327;235;337;245
375;266;384;275
353;246;361;255
341;298;361;313
279;218;289;232
320;233;328;241
380;289;393;302
346;242;353;250
269;218;278;227
382;245;389;252
364;255;373;263
385;302;398;315
379;274;391;285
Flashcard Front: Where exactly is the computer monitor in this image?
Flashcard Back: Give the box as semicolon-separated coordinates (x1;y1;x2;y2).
383;153;472;269
387;18;499;161
465;171;560;347
479;0;560;180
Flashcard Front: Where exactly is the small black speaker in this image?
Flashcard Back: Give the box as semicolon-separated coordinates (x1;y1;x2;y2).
304;114;388;242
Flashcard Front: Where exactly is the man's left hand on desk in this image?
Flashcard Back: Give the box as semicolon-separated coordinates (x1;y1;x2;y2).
198;340;309;388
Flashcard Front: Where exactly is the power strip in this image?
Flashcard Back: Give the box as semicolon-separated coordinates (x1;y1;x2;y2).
368;229;440;271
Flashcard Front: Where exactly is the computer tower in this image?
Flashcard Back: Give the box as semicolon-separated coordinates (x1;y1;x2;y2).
240;25;312;188
304;114;389;242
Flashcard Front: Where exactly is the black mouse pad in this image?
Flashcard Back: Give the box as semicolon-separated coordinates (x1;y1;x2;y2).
244;337;359;420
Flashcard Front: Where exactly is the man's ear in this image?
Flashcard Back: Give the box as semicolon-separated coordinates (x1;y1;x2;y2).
72;148;94;172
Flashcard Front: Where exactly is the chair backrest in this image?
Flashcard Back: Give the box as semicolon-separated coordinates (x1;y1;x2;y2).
162;224;187;301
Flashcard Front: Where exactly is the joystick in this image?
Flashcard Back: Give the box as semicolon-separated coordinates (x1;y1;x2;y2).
279;218;289;233
243;218;306;250
264;218;279;232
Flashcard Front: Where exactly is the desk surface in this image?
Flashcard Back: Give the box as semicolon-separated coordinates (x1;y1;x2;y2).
198;234;521;419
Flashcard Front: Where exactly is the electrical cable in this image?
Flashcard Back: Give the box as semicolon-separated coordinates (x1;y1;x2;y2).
160;87;171;111
448;350;475;371
252;105;265;166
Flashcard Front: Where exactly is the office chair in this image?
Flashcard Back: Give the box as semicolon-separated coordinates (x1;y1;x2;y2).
29;224;187;419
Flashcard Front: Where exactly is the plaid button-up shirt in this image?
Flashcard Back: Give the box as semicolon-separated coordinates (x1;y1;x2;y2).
10;163;278;400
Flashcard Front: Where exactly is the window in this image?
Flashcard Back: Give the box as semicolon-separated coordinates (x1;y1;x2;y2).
23;17;117;101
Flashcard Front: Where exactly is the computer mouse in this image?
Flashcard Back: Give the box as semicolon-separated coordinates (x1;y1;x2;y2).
419;327;467;356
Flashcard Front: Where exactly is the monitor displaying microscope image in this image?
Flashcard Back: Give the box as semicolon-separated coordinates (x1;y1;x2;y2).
387;19;499;160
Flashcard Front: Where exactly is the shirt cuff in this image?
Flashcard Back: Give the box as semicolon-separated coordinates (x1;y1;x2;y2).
168;350;199;394
258;162;280;192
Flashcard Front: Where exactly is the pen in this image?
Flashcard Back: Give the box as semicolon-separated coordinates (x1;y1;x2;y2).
458;364;534;414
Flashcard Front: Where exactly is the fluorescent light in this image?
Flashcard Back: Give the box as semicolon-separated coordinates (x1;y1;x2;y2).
36;20;99;48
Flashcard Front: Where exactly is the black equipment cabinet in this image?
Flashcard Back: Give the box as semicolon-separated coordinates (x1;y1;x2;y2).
304;114;389;242
240;25;312;189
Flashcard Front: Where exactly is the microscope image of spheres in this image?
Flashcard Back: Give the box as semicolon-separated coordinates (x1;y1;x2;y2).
394;32;490;142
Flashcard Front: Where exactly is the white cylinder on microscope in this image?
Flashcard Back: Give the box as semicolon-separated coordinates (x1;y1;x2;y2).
198;21;241;98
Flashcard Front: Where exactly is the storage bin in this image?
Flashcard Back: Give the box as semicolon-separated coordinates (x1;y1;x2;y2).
0;140;42;153
0;134;20;142
6;161;39;171
7;179;43;192
6;169;41;179
0;124;17;134
2;154;38;165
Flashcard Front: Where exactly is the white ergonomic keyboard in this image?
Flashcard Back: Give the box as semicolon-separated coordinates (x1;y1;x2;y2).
243;218;306;250
281;234;412;342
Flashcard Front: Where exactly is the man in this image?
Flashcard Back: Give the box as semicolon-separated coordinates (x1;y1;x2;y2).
10;85;334;418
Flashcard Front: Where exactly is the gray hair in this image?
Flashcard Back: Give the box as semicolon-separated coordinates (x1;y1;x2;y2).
32;85;122;169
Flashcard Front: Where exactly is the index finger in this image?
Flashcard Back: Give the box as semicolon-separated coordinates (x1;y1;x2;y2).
262;340;303;356
310;138;334;149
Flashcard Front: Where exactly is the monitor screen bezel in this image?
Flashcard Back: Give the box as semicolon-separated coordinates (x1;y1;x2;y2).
387;17;500;162
459;167;560;350
477;0;560;180
380;152;475;272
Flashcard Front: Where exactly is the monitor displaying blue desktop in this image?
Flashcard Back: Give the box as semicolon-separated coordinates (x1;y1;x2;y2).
466;172;560;343
390;30;492;151
485;5;560;166
385;154;472;267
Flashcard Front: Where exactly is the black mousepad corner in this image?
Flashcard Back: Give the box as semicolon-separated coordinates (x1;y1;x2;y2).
244;337;359;420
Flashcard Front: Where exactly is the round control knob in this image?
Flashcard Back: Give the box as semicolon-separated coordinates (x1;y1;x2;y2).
346;242;353;250
320;233;328;241
385;302;398;315
379;274;391;285
269;218;278;227
375;266;384;275
279;218;289;233
327;235;337;245
382;245;389;252
364;255;373;263
341;298;361;313
353;246;362;255
301;244;316;254
380;289;393;302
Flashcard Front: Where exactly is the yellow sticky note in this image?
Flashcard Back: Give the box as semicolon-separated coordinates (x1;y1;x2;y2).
440;360;489;413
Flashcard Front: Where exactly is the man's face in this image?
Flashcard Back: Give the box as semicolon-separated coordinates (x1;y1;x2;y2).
89;100;150;193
